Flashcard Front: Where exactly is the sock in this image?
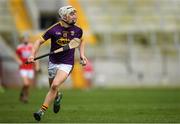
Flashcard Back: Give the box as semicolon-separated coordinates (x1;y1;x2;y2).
40;104;48;112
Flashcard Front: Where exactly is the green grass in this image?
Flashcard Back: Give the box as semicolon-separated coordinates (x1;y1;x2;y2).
0;87;180;123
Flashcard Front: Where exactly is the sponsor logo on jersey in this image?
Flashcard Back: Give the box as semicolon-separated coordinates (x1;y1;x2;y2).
56;38;70;46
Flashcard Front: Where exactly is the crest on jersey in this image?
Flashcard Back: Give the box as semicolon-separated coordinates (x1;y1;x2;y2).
62;31;68;38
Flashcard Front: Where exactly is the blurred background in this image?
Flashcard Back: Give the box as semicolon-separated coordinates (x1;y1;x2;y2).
1;0;180;90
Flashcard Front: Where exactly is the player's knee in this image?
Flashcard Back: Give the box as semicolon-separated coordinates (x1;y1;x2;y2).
51;83;59;91
24;83;30;88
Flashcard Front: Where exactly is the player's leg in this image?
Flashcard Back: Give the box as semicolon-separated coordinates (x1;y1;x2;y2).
48;77;63;113
20;77;29;103
49;63;72;113
48;77;62;112
26;70;35;99
22;70;34;102
33;79;54;122
33;69;68;121
19;70;30;103
53;64;72;113
44;69;67;109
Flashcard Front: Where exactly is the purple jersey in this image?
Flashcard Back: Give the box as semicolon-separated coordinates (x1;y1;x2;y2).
41;22;83;65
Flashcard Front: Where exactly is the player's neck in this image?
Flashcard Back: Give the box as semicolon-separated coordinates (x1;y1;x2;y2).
23;42;29;45
60;20;71;28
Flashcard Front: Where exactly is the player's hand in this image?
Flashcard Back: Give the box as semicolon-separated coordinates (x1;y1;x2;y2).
80;56;88;66
27;55;35;63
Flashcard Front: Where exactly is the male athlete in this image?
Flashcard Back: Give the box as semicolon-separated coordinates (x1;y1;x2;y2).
27;6;88;121
15;34;38;103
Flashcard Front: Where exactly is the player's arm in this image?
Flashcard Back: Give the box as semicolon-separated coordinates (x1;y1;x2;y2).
25;38;81;64
13;48;23;65
79;39;88;66
28;38;46;63
14;53;22;65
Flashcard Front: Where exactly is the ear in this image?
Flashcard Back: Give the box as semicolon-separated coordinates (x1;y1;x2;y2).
63;15;68;21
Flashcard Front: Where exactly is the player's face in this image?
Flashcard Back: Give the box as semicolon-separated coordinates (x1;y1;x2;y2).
22;37;29;45
66;11;77;25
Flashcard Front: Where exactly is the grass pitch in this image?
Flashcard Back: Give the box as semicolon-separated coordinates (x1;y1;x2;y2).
0;87;180;123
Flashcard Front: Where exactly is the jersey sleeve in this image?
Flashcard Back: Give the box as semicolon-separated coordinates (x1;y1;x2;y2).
41;22;59;41
76;28;83;39
41;28;52;41
16;47;21;56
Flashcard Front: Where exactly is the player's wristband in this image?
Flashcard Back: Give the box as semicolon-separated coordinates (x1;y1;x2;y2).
62;44;70;51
